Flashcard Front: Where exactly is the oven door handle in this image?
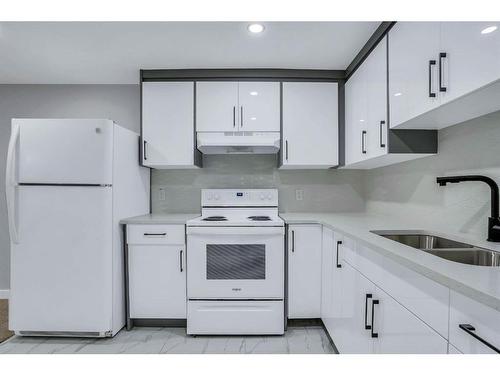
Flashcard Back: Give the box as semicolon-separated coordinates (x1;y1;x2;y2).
187;226;284;236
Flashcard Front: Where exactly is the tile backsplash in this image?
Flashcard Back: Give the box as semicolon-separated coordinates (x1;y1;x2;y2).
152;154;365;213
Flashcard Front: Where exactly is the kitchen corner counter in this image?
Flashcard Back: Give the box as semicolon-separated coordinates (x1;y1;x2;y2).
280;212;500;312
120;213;200;225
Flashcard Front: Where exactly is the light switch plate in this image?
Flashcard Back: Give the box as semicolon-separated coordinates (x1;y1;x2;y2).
295;189;304;201
159;188;166;201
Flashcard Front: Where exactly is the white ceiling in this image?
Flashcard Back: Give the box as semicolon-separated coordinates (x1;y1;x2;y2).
0;22;379;84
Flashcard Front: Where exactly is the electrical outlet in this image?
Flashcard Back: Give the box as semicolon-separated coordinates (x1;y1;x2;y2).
295;189;304;201
159;188;166;201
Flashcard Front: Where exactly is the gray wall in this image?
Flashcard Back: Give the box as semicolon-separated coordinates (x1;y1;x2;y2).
152;155;365;213
0;85;140;289
364;111;500;239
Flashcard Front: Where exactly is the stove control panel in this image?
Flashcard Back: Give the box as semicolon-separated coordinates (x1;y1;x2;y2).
202;189;278;207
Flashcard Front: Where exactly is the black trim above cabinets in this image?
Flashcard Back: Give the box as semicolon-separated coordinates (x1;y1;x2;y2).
141;69;346;83
345;21;397;81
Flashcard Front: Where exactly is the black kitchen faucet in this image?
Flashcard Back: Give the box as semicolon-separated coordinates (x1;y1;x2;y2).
436;175;500;242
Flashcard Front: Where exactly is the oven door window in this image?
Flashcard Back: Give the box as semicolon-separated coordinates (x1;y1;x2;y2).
206;244;265;280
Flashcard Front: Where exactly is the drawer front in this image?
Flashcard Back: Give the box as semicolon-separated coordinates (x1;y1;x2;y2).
127;224;185;245
349;243;449;338
449;291;500;354
187;300;284;335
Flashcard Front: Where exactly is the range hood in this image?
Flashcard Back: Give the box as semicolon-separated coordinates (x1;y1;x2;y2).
197;132;281;155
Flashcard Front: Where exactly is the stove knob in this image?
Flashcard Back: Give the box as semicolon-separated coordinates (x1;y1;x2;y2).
214;193;220;200
260;193;265;200
207;193;213;200
267;193;273;200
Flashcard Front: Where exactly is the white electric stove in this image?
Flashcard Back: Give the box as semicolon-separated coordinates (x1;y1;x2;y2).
186;189;285;335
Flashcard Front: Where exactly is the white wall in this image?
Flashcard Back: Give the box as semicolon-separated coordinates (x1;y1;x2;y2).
0;84;140;290
364;111;500;239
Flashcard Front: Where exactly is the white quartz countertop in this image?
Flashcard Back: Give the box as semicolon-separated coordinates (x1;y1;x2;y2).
120;213;199;225
280;212;500;312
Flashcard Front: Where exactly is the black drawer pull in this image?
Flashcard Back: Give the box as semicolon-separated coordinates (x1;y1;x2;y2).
429;60;437;98
379;121;386;148
143;233;166;236
336;240;342;268
439;52;447;92
371;299;379;338
179;250;184;272
459;324;500;353
365;293;372;330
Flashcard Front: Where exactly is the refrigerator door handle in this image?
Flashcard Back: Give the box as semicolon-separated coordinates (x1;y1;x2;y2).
6;124;20;243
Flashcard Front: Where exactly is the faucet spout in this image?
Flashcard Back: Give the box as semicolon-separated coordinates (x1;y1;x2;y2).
436;175;500;242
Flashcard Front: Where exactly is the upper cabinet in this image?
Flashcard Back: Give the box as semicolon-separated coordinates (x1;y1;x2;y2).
344;36;437;169
345;38;388;166
141;82;201;169
388;22;442;128
281;82;339;169
196;81;280;132
389;22;500;130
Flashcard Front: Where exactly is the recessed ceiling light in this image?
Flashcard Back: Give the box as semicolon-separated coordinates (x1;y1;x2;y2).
248;23;265;34
250;91;259;96
359;119;365;122
394;92;403;97
251;117;257;121
481;26;497;34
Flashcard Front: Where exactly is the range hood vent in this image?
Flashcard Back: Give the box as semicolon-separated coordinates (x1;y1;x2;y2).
197;132;280;155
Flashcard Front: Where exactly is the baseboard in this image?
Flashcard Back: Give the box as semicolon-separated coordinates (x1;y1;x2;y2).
0;290;10;299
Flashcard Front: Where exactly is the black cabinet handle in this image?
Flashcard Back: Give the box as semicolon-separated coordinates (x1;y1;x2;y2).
179;250;184;272
361;130;367;154
371;299;379;338
439;52;447;92
379;121;386;148
336;240;342;268
143;232;166;236
143;140;148;161
240;106;243;128
285;140;289;161
429;60;437;98
364;293;373;330
291;230;295;252
233;106;236;128
459;324;500;353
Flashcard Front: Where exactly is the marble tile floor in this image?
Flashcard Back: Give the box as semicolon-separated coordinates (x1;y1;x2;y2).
0;326;336;354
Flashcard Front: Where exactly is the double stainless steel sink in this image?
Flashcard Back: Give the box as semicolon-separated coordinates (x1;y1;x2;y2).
371;230;500;267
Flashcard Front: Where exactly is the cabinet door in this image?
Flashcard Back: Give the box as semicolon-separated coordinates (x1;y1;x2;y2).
128;245;186;319
389;22;441;128
321;227;334;331
142;82;195;167
366;37;388;159
449;290;500;354
282;82;339;168
440;22;500;104
288;225;322;318
238;82;280;132
196;82;239;132
345;61;368;165
372;285;448;354
331;261;375;354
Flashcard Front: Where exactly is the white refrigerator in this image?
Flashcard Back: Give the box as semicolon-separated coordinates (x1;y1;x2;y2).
5;119;150;337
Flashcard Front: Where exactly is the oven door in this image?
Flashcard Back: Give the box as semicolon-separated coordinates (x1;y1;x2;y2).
187;226;284;299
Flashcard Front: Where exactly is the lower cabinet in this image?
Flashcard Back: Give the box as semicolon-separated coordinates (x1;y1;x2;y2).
127;224;187;319
328;261;447;353
371;284;448;354
449;290;500;354
288;224;322;318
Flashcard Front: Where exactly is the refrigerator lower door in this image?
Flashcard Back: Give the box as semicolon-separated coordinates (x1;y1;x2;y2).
10;185;113;336
15;119;114;185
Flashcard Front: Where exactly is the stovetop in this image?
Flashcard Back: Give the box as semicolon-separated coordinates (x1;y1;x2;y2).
187;210;283;227
187;189;283;227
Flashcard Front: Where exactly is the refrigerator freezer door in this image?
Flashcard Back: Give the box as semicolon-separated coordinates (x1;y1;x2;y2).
10;185;113;334
16;119;114;185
